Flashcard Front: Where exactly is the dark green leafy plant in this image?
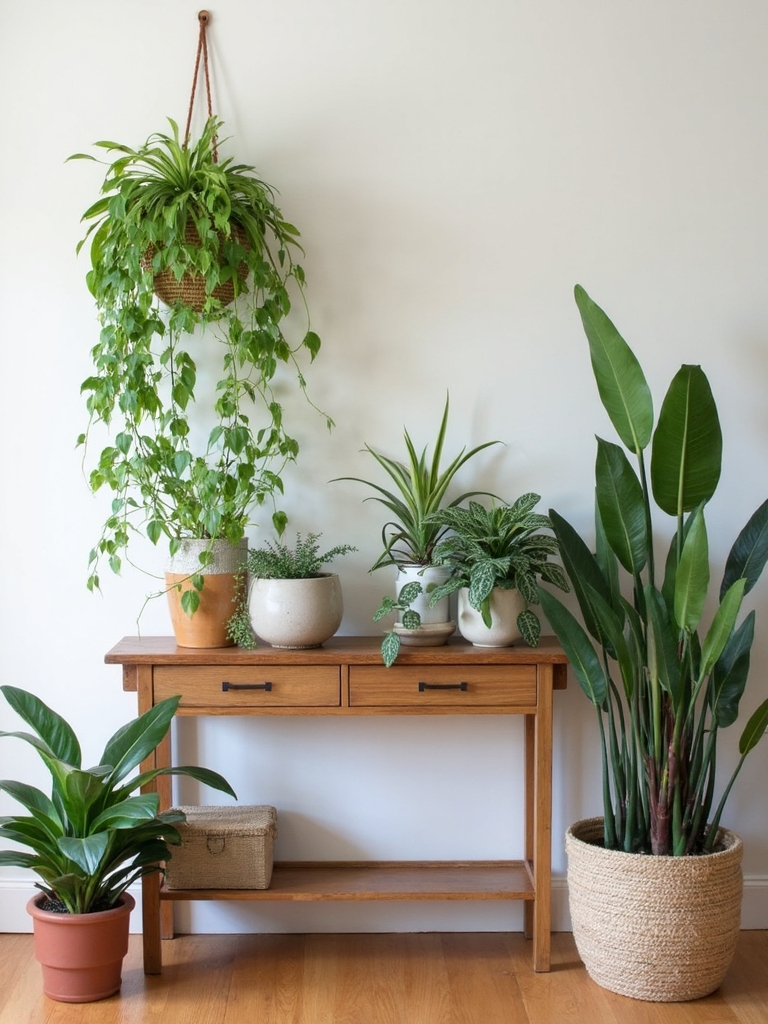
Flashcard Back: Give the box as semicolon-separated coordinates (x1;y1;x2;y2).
227;533;356;648
334;395;500;569
428;497;568;646
70;116;329;594
540;285;768;856
0;686;236;914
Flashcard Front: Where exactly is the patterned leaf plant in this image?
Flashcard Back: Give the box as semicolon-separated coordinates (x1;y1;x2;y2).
426;496;569;647
539;285;768;856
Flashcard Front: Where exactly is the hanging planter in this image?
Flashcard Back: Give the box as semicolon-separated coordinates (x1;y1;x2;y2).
70;9;329;625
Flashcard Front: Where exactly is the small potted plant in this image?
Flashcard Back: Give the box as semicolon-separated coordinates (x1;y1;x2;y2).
427;496;569;647
70;116;330;646
334;394;500;640
0;685;235;1002
228;533;356;649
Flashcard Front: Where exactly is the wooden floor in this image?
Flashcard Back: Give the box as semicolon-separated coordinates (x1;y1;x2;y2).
2;931;767;1024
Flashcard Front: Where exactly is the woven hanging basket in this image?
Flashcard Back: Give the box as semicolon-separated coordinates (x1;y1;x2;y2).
566;817;743;1002
142;220;249;312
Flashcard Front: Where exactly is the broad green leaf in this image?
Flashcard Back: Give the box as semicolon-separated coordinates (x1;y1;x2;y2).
574;285;653;454
650;365;722;517
594;501;621;616
101;696;180;785
0;781;58;821
645;586;682;703
595;438;647;575
721;498;768;599
739;697;768;756
115;765;237;800
539;589;607;706
381;632;401;668
674;507;709;632
468;561;496;606
713;611;754;728
58;832;109;875
584;584;635;699
549;509;613;645
1;686;81;766
699;578;746;682
90;794;160;831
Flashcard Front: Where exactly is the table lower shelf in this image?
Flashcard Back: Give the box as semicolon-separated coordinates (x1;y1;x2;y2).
161;860;535;902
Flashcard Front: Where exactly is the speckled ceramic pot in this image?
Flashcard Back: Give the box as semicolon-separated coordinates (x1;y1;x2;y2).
248;573;343;648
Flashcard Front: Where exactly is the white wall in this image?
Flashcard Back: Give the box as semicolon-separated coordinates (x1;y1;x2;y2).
2;0;768;932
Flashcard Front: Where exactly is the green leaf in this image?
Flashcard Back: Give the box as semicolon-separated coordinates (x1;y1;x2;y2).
645;586;682;703
721;498;768;599
674;507;709;632
58;832;109;875
713;611;754;728
101;696;180;785
595;437;647;575
539;589;607;706
381;632;401;668
0;687;81;767
699;578;746;682
549;509;613;645
574;285;653;454
650;365;722;517
181;588;201;616
739;697;768;756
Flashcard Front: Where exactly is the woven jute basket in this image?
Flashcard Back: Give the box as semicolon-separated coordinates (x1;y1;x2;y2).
165;805;277;890
566;817;743;1002
142;220;249;312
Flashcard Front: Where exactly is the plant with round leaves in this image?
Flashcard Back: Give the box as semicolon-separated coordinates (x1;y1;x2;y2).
540;284;768;856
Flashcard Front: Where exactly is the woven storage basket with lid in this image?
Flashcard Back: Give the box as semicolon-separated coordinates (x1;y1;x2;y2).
566;816;743;1002
166;805;277;890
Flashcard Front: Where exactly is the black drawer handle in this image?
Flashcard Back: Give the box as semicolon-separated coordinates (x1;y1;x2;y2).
418;681;468;692
221;681;273;692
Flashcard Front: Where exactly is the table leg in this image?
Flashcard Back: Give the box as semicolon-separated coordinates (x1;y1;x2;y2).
523;713;535;940
532;663;554;972
137;666;163;974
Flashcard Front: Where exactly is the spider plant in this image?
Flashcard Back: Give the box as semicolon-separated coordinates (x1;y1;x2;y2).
334;395;500;569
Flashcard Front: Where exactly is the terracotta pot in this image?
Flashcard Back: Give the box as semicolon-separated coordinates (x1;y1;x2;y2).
27;893;135;1003
457;587;526;646
248;573;343;648
566;817;743;1001
166;538;247;649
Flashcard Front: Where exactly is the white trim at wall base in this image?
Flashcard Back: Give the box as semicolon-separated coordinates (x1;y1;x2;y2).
2;876;767;933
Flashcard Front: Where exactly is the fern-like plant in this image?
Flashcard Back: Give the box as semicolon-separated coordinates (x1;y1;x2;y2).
428;497;569;646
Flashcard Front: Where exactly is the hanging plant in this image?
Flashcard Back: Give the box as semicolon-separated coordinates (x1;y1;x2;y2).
69;15;329;609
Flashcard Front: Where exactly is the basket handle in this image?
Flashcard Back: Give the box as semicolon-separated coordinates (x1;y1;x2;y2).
184;10;218;162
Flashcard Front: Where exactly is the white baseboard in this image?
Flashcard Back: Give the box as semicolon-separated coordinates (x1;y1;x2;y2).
2;875;766;933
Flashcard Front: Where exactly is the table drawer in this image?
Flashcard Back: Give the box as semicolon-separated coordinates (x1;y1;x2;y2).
348;665;537;708
154;665;341;708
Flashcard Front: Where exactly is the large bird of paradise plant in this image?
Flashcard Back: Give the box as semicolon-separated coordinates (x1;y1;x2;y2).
540;286;768;856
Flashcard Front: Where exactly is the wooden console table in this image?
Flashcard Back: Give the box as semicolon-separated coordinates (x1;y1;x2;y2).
106;635;567;975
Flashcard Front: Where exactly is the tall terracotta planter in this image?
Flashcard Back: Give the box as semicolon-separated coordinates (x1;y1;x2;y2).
566;817;743;1002
166;538;247;648
27;893;135;1003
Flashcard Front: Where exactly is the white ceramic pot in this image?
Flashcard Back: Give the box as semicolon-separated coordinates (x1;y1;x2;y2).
457;587;526;646
396;564;451;624
248;573;343;648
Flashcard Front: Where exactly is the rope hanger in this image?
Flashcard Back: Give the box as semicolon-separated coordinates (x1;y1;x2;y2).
184;10;218;161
